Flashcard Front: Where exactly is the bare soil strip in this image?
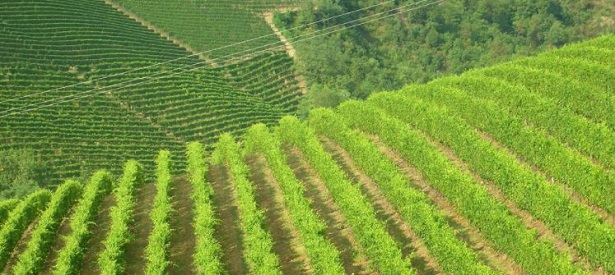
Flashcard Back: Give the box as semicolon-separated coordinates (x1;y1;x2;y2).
103;0;218;67
124;183;157;275
263;10;298;58
40;209;75;274
284;146;374;274
409;131;597;273
262;10;308;94
2;217;40;273
366;134;525;275
476;129;615;228
207;165;248;275
246;154;313;274
319;136;442;275
168;176;196;274
80;194;115;275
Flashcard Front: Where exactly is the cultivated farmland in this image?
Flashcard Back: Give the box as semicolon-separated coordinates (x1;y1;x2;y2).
0;0;302;184
1;35;613;274
111;0;300;58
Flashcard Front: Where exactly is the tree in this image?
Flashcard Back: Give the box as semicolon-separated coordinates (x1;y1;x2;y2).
298;84;350;118
546;20;570;47
276;0;613;114
0;149;50;199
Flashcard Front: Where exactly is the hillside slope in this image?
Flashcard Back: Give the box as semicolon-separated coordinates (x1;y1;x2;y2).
276;0;614;110
111;0;300;58
0;35;613;274
0;0;302;185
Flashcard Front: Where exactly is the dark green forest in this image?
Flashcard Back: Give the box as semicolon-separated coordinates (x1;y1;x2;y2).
0;149;51;199
275;0;615;113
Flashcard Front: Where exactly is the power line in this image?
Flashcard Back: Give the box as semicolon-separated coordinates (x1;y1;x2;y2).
0;0;441;118
1;0;440;117
0;0;436;117
0;0;397;105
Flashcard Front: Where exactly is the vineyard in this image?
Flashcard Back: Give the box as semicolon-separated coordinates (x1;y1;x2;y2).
112;0;301;58
0;35;613;274
0;0;302;184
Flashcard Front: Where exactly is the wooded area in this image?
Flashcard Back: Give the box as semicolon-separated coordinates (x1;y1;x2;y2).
275;0;614;113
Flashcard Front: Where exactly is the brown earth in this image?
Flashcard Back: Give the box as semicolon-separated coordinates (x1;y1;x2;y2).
285;146;374;274
262;10;308;94
124;182;157;275
168;176;197;274
319;136;442;275
40;209;75;274
476;129;615;228
2;217;40;273
80;194;115;275
367;134;525;275
262;10;298;58
413;130;596;273
473;130;609;274
246;154;313;274
208;165;248;274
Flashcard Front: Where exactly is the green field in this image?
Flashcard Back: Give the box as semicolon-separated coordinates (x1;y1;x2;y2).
1;33;613;274
112;0;300;57
1;0;614;273
0;0;302;184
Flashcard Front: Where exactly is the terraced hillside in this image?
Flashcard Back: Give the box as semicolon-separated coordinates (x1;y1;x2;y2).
111;0;300;58
0;35;613;274
0;0;302;184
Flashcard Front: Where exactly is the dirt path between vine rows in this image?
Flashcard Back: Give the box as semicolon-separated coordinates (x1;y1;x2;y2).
366;134;525;275
320;136;442;275
124;182;156;275
475;129;615;229
2;216;40;273
396;131;597;273
262;10;298;58
285;146;373;274
246;154;313;274
168;176;196;274
473;130;611;274
40;208;75;274
103;0;218;67
208;165;248;275
80;195;115;275
262;10;308;94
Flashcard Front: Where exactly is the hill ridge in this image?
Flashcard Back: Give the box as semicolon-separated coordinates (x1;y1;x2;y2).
0;0;303;184
1;31;614;274
102;0;218;67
